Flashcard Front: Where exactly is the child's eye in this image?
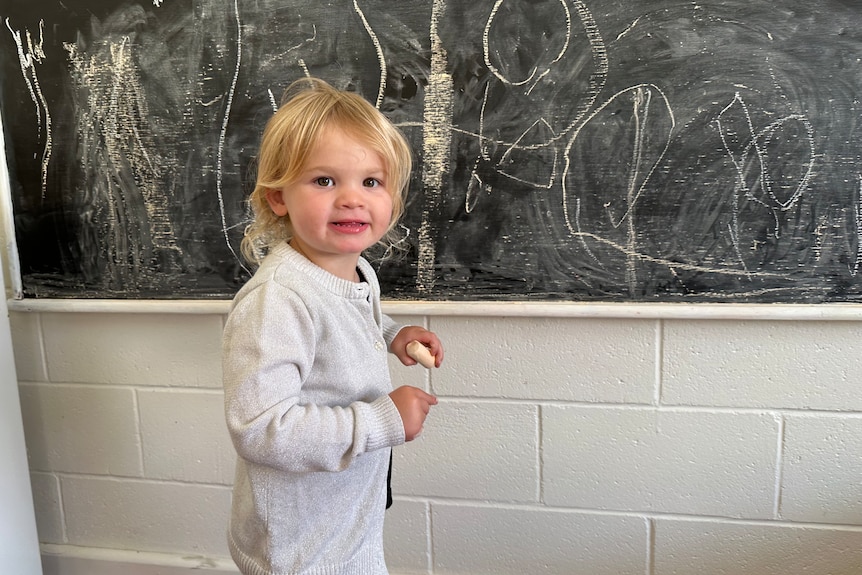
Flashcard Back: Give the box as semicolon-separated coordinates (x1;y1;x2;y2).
315;177;334;187
363;178;381;188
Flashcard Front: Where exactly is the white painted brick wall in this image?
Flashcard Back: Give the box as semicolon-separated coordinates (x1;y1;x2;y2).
9;309;862;575
19;384;143;476
28;472;62;544
781;414;862;524
60;476;231;555
430;505;646;574
542;407;779;518
432;317;657;403
137;389;235;485
40;313;223;388
382;500;429;574
654;520;862;574
662;320;862;410
394;401;539;502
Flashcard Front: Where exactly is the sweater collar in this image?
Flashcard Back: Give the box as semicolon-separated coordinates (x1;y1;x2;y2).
269;242;376;299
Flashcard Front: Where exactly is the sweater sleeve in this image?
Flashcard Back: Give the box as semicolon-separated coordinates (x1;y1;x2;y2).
381;313;404;347
222;282;405;474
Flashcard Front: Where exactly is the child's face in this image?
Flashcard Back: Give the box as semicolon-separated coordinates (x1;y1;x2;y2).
266;126;394;280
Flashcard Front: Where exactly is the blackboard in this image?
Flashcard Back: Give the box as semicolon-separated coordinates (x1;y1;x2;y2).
2;0;862;302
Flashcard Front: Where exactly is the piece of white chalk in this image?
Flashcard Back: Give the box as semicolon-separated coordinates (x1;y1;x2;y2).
406;340;436;369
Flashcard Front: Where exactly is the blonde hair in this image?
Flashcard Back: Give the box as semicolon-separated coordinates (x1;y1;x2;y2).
241;77;412;264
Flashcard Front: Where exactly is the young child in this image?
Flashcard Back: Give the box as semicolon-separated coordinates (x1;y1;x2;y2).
222;77;443;575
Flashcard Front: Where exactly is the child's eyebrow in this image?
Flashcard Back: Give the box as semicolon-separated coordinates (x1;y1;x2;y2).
302;163;336;172
303;164;387;176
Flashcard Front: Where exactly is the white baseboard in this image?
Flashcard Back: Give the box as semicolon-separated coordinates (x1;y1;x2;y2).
40;544;239;575
40;544;418;574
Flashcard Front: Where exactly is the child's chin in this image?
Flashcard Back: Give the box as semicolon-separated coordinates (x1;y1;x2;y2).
333;239;378;254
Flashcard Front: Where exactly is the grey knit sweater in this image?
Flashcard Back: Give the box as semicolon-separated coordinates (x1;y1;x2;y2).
222;242;406;575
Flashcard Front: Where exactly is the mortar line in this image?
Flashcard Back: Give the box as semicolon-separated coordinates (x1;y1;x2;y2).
646;517;656;575
537;403;544;503
654;319;663;406
773;413;786;519
426;500;434;574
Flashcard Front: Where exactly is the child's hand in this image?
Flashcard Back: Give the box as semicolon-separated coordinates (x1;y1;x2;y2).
389;385;437;441
391;326;444;368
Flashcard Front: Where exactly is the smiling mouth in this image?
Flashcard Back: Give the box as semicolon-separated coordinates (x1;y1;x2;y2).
332;221;368;230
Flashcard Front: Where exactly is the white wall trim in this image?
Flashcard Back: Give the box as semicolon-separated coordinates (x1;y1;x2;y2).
40;545;238;575
7;297;862;320
39;545;424;575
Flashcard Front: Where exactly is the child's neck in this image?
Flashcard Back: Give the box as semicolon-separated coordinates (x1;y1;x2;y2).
290;240;361;282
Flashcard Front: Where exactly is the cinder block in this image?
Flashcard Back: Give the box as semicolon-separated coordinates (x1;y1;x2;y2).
543;406;779;518
654;519;862;575
19;383;142;476
383;499;429;574
61;475;231;556
386;314;425;332
781;415;862;524
388;354;428;392
29;472;63;544
663;320;862;410
138;389;235;485
431;503;646;575
10;311;46;382
431;317;656;404
393;401;538;503
41;313;223;388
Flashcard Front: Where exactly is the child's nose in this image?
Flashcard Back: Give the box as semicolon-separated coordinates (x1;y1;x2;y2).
338;184;365;207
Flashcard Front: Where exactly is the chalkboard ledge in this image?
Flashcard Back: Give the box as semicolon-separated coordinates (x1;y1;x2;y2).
7;299;862;321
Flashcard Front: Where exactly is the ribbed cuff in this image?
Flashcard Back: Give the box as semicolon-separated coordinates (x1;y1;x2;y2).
365;395;405;452
382;317;405;345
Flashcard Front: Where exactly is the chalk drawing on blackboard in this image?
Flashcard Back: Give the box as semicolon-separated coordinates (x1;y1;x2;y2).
66;26;187;290
467;0;607;193
563;83;675;294
464;0;577;207
352;0;387;108
461;0;610;271
216;0;246;274
484;0;571;93
854;177;862;278
557;83;825;298
715;92;816;265
416;0;453;294
5;19;50;199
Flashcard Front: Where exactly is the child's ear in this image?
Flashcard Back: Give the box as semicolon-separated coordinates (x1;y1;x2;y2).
265;188;288;217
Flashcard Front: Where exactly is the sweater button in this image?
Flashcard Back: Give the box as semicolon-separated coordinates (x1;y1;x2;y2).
375;341;384;351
